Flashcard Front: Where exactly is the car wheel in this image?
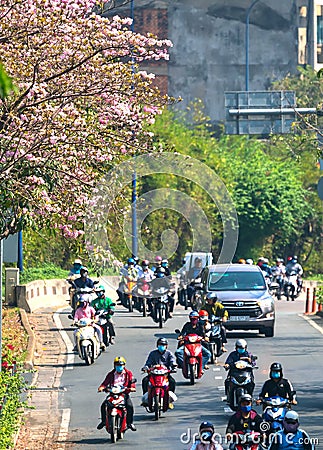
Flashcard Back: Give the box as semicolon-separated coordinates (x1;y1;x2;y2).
263;327;274;337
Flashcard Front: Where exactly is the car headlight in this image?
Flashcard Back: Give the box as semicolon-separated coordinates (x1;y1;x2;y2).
257;299;273;309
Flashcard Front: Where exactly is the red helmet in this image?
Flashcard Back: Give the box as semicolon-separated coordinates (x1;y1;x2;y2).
142;260;149;267
198;310;209;319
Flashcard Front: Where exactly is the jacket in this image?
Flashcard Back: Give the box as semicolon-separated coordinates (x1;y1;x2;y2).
226;409;263;433
98;368;136;394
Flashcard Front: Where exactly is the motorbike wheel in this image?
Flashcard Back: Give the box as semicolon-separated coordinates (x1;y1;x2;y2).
109;416;117;443
142;298;147;317
285;288;290;301
116;416;123;440
154;394;160;421
209;343;216;365
189;363;195;385
128;295;133;312
83;345;93;365
158;308;163;328
183;290;188;310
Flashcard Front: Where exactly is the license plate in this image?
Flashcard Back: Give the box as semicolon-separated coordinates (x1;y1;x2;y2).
230;316;250;321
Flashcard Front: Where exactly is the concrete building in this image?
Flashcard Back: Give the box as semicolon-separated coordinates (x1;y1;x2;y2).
114;1;322;124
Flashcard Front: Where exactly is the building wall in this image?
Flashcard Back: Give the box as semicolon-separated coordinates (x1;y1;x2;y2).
115;1;301;123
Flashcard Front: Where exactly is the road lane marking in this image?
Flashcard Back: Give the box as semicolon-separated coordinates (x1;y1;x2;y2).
213;367;221;371
54;309;74;370
58;408;71;444
299;314;323;335
214;376;223;380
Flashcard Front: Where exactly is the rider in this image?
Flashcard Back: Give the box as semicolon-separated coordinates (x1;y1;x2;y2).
224;339;256;396
74;266;95;289
141;338;177;395
73;296;105;350
161;259;171;277
190;421;223;450
200;292;228;352
226;393;264;435
151;255;163;273
68;258;83;278
138;260;155;282
97;356;137;432
256;362;297;405
175;311;211;372
91;285;116;345
186;257;204;302
271;259;286;290
286;256;303;293
238;258;246;264
117;258;139;306
150;267;174;318
268;410;314;450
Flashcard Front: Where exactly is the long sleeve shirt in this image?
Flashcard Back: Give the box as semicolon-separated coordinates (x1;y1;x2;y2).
180;322;205;338
258;378;296;402
144;349;176;369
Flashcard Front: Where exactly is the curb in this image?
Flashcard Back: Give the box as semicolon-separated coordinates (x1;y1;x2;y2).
19;309;35;370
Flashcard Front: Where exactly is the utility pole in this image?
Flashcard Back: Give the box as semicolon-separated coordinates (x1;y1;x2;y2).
245;0;261;91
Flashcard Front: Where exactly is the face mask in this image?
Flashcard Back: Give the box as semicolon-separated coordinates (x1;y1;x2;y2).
271;371;280;379
191;319;199;325
200;431;213;442
283;421;299;433
240;405;252;413
158;345;166;353
237;348;245;354
115;365;124;373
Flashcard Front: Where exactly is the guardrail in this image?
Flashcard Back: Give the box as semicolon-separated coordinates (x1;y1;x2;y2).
303;280;323;315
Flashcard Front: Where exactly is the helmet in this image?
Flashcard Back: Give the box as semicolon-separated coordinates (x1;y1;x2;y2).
199;421;214;433
287;256;292;261
276;258;283;263
80;266;88;275
199;310;209;320
239;393;253;403
284;410;299;422
157;337;168;346
292;255;298;262
78;296;88;308
155;255;162;262
263;258;269;264
194;257;202;264
127;258;135;265
142;260;149;267
258;257;265;263
156;267;166;278
161;259;168;267
74;258;82;265
114;356;126;365
238;258;246;264
235;338;247;349
133;257;139;264
206;292;218;302
246;259;253;265
189;311;199;319
270;362;283;379
98;285;105;292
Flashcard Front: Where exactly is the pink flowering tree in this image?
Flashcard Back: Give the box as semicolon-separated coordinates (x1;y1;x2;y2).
0;0;172;239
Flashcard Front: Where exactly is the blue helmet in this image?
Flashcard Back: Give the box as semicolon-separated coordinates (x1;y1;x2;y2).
127;258;135;265
156;267;166;278
189;311;199;319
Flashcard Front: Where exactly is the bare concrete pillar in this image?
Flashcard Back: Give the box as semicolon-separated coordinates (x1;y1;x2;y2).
5;268;19;306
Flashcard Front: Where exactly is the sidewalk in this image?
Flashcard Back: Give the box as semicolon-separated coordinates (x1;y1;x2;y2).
15;303;69;450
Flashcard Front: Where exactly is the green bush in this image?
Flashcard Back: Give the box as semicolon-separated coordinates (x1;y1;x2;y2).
19;263;67;284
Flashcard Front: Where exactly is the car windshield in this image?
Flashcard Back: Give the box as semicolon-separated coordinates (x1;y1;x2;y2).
208;271;266;291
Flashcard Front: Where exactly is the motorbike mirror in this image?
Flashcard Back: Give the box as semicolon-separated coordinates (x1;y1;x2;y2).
291;390;296;395
131;378;137;383
252;355;258;361
93;280;99;285
175;329;180;334
68;314;73;320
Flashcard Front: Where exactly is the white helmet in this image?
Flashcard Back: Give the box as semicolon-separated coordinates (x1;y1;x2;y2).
235;338;247;349
284;410;299;421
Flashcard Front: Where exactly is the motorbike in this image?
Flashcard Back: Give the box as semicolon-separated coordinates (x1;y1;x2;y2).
205;315;223;364
141;364;177;420
224;357;257;411
283;271;298;301
175;330;204;385
103;385;128;443
74;317;101;365
135;280;152;317
230;431;262;450
67;279;98;315
190;278;204;311
123;279;137;312
95;309;114;347
177;273;188;309
261;396;292;434
151;286;171;328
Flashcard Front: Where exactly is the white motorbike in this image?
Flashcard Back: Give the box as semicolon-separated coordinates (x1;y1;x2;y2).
74;318;101;365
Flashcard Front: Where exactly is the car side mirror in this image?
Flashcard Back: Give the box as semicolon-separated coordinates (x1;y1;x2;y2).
175;329;180;334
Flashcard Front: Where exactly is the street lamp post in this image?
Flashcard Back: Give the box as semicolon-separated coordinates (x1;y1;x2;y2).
245;0;261;91
130;0;138;258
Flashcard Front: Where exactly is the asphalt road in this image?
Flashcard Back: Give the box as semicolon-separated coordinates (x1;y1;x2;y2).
58;297;323;449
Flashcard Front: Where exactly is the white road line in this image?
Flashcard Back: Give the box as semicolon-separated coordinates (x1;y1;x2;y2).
214;376;223;380
299;314;323;335
212;367;221;371
57;408;71;444
217;386;225;391
53;309;74;370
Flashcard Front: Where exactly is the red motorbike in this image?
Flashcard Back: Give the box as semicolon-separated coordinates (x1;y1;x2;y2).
144;364;174;420
104;385;128;443
179;332;204;385
231;431;262;450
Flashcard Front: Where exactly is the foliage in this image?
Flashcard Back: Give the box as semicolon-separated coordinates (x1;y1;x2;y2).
0;0;173;239
0;63;16;99
0;310;28;449
19;263;68;284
